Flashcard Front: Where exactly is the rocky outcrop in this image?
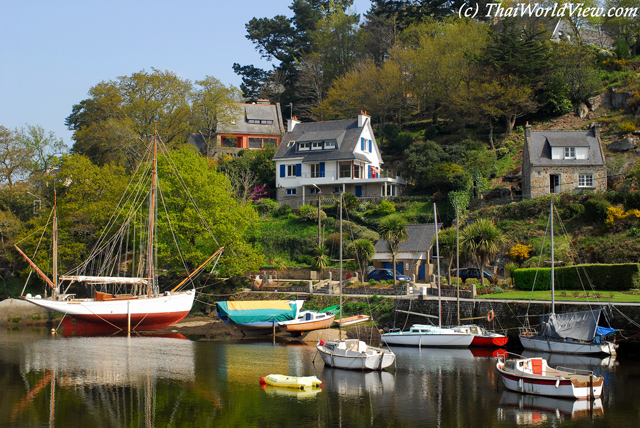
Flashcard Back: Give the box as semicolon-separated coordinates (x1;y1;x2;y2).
608;137;638;152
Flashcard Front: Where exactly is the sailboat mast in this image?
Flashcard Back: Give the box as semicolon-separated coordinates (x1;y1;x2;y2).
147;121;158;296
550;200;554;314
434;203;441;328
456;205;460;325
53;190;59;299
339;192;343;332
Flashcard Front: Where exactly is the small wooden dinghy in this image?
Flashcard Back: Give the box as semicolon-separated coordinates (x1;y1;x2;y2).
335;314;370;327
260;374;322;390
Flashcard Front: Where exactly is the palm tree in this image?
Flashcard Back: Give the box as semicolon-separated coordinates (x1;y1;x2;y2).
378;214;408;285
347;238;375;283
461;219;504;288
433;227;457;285
312;245;329;279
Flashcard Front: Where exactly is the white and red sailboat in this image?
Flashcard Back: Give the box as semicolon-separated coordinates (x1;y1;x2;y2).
17;126;223;333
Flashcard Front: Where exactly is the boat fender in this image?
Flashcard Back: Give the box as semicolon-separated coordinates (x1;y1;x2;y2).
259;377;266;385
319;340;325;346
555;379;560;388
594;335;601;345
487;310;495;322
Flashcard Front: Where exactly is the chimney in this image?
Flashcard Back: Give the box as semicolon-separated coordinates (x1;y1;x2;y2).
287;116;300;132
257;99;270;105
593;122;600;140
358;110;370;128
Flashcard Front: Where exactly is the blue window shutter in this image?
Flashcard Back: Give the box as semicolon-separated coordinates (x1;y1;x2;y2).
369;139;372;152
368;165;371;178
296;163;301;177
361;137;365;150
319;162;325;177
280;164;285;177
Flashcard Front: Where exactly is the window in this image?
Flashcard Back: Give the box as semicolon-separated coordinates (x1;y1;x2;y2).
325;141;336;149
287;164;296;177
299;142;310;151
578;174;593;187
310;187;320;195
247;119;273;125
312;141;323;150
334;187;343;193
287;140;296;147
286;188;297;196
564;147;576;159
221;137;237;148
264;138;278;147
310;163;324;178
339;162;351;178
248;138;262;149
353;164;361;179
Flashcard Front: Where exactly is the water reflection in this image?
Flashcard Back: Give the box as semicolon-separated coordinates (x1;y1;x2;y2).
521;350;617;368
2;330;195;427
497;390;604;424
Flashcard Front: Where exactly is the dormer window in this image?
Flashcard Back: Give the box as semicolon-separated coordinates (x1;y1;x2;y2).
312;142;323;150
564;147;575;159
325;141;336;149
299;142;310;151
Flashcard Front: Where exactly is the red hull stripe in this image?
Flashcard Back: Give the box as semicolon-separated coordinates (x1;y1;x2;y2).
471;336;509;347
61;310;190;332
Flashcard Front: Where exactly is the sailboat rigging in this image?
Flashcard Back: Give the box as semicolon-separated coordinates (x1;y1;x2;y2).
17;124;224;332
518;200;617;355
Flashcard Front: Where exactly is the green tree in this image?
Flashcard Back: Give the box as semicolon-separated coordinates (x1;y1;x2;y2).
346;238;375;282
378;214;408;285
15;125;67;177
0;126;31;186
190;76;243;158
461;219;504;288
67;69;192;169
403;140;445;187
603;0;639;56
433;227;457;285
312;244;329;278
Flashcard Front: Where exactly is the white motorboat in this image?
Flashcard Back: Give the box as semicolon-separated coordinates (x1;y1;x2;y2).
316;338;396;370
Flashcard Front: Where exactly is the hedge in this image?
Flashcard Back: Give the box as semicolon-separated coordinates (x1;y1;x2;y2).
513;263;640;291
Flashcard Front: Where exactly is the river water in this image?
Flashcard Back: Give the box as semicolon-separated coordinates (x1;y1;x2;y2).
1;328;639;428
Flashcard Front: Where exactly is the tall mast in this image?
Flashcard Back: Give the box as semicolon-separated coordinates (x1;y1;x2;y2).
339;192;343;334
434;203;441;328
147;120;158;296
53;190;58;299
456;204;460;325
550;200;554;314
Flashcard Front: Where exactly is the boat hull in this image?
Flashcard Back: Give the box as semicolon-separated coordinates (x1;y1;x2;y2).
24;291;195;332
261;374;322;389
335;315;370;327
496;358;603;400
519;335;617;355
382;331;473;347
316;340;396;370
278;314;335;333
471;335;509;347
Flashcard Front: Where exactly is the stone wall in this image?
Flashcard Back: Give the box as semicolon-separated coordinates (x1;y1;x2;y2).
526;165;607;199
390;299;640;346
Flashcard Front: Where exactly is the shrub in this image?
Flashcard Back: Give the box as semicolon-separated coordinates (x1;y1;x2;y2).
513;263;640;291
275;204;292;217
375;199;396;215
491;286;504;294
584;197;611;222
620;121;637;133
253;198;279;215
298;205;327;222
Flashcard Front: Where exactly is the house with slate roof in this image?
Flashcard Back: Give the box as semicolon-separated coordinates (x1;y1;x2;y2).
273;112;406;208
522;123;606;199
188;100;284;159
372;224;443;281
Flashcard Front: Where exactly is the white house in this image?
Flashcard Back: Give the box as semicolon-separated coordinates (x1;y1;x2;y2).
273;112;406;208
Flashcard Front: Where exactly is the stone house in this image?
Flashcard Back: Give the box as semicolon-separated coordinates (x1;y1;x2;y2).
522;124;607;199
273;112;406;208
372;223;443;282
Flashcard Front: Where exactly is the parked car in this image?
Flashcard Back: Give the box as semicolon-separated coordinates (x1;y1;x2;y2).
367;269;411;282
451;268;496;283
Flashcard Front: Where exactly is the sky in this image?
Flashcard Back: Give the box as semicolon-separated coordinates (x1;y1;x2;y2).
0;0;372;147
